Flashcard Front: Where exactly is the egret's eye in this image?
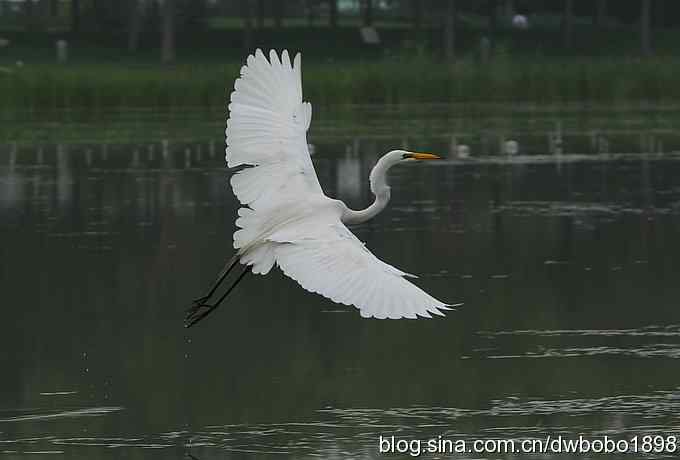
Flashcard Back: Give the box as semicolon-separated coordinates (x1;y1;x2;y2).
402;153;412;160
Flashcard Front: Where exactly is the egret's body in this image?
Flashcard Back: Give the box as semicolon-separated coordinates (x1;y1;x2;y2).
186;49;457;327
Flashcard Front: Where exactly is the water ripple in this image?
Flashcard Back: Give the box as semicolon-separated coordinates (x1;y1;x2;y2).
474;326;680;360
0;407;123;423
480;325;680;338
484;344;680;359
53;437;171;449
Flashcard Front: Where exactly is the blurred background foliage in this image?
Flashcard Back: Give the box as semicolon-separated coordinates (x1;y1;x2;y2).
0;1;677;111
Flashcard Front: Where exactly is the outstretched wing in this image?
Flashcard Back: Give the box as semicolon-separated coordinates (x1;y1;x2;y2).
226;49;323;210
269;217;454;319
226;50;454;319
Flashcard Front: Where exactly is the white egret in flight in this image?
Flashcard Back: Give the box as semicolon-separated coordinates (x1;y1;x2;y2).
186;49;458;327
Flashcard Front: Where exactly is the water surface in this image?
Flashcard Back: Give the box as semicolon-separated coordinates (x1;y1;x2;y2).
1;110;680;459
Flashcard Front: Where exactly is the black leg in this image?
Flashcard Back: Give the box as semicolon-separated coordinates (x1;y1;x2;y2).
185;265;250;328
191;253;240;305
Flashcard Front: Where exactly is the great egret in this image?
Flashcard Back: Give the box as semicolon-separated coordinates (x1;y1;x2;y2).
185;49;458;327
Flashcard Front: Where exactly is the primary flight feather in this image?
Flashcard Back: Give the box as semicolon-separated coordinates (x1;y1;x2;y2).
186;49;456;327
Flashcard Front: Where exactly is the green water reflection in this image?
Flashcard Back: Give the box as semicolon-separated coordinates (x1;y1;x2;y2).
1;116;679;459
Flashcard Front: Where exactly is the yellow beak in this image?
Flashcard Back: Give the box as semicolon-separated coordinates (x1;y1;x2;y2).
410;152;441;160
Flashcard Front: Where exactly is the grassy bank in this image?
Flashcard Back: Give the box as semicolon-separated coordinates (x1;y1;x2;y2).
2;55;680;114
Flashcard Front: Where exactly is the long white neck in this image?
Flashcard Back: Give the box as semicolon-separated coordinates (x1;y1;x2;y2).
341;152;399;225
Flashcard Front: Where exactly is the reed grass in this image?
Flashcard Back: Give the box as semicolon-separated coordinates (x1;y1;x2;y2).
2;56;680;114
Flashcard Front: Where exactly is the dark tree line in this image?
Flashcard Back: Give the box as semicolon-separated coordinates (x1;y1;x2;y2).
10;0;673;62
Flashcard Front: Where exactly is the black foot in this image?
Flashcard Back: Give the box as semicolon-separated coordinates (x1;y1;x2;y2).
191;294;210;305
185;303;215;328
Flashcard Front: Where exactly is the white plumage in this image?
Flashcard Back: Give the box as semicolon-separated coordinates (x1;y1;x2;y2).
223;49;454;320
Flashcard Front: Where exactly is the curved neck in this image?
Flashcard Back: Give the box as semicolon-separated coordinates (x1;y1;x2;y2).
342;189;391;224
341;153;395;225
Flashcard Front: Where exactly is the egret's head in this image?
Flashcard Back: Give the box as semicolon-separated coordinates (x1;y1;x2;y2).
370;150;443;196
386;149;442;164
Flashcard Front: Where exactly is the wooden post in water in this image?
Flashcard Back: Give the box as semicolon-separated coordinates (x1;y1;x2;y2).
549;120;564;172
131;149;140;168
9;142;16;169
162;140;172;168
56;144;71;207
449;135;458;157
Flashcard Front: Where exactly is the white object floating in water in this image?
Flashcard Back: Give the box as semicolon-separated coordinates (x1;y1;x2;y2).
503;140;519;155
449;135;457;155
0;38;10;48
457;144;471;159
544;260;568;265
512;14;529;29
597;136;609;154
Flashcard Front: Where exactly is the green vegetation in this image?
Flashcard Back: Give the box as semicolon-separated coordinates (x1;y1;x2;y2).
2;54;680;115
3;7;680;114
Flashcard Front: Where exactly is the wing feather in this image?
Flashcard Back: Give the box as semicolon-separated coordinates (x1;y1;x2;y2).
269;219;453;319
226;49;323;209
226;50;455;319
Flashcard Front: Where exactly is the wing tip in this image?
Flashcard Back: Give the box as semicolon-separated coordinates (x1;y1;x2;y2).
442;302;464;310
248;48;300;66
357;302;463;320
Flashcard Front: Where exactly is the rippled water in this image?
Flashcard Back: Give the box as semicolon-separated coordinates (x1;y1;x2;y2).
1;112;680;459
